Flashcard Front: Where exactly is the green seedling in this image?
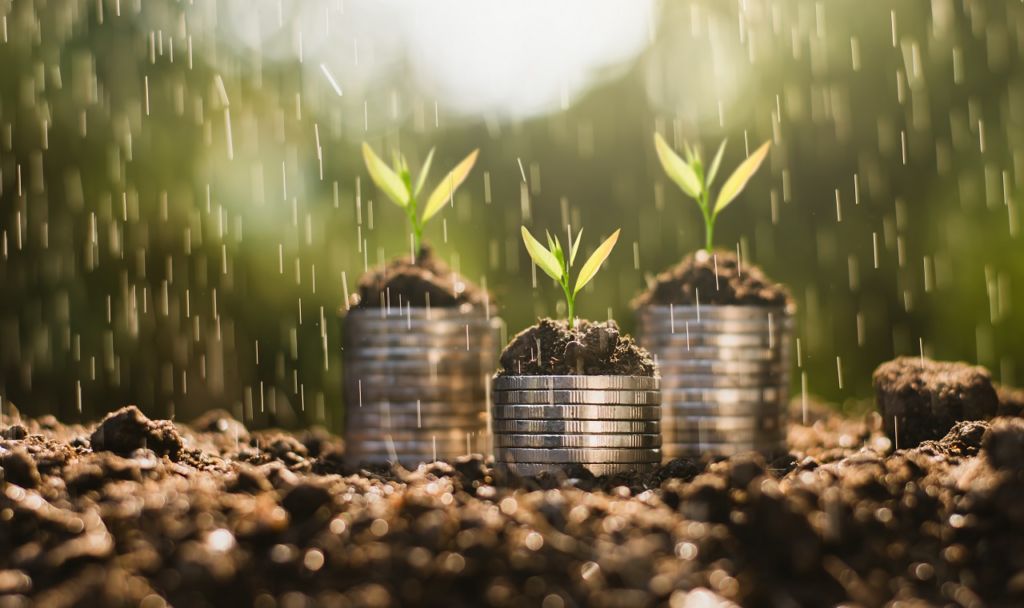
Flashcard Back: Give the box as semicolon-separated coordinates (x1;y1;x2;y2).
521;225;621;329
654;133;771;251
362;142;479;252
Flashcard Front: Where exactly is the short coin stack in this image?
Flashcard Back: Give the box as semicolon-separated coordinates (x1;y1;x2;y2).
636;305;792;458
343;305;501;466
491;375;661;476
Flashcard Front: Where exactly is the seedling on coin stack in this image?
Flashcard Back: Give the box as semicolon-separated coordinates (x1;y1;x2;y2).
634;132;794;460
490;225;662;478
341;143;501;467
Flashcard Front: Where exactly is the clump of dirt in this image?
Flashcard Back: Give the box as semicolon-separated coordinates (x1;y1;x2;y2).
983;417;1024;471
873;357;998;448
497;318;656;376
914;419;989;459
88;405;183;458
350;244;488;309
996;384;1024;417
633;249;791;307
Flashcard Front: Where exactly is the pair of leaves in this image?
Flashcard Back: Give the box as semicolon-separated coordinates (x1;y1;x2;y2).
361;143;479;223
521;226;621;295
653;133;770;215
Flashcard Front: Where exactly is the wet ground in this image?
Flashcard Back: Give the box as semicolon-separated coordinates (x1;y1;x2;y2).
1;398;1022;607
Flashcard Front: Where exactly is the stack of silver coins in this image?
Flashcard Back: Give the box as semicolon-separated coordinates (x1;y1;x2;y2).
343;305;501;466
491;375;661;476
636;305;792;458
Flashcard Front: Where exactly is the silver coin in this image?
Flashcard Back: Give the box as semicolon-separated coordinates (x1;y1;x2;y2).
346;386;486;402
638;305;792;320
493;434;661;449
662;441;787;458
492;375;659;391
661;414;786;431
490;404;661;421
492;389;661;405
494;447;660;464
494;461;657;476
661;387;781;404
490;419;660;435
347;401;486;415
661;402;786;417
639;333;787;349
657;373;787;389
651;360;788;375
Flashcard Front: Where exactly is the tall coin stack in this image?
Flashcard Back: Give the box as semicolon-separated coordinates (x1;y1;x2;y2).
343;305;501;466
491;375;661;476
636;305;793;458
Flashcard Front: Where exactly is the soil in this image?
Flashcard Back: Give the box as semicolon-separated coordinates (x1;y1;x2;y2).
497;318;656;376
873;357;999;448
0;383;1022;606
350;244;489;309
632;250;792;308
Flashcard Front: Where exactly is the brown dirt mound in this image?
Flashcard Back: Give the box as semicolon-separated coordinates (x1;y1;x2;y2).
497;318;656;376
633;249;791;308
873;357;998;448
350;244;488;309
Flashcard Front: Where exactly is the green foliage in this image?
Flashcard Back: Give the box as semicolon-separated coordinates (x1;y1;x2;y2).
654;133;771;250
362;143;479;251
521;226;621;329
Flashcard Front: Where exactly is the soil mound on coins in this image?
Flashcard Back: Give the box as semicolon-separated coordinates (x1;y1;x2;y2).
2;398;1024;605
350;244;488;309
632;249;791;307
873;356;998;448
497;318;656;377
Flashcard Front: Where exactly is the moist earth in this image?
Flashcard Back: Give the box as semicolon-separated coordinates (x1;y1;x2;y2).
633;249;791;308
350;244;488;309
497;318;656;376
0;380;1022;605
873;357;999;448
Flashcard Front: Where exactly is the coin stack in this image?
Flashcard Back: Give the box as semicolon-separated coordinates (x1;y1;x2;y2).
636;305;792;458
491;375;662;476
343;305;502;466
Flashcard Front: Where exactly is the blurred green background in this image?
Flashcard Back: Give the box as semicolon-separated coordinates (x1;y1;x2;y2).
1;0;1021;428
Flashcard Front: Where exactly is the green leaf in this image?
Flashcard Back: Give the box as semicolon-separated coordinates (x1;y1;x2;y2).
421;149;479;223
570;228;583;265
706;139;727;187
713;141;771;215
414;147;435;196
573;229;620;295
362;142;409;208
521;226;564;282
654;133;701;199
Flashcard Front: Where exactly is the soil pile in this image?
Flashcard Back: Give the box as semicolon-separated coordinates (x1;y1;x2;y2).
873;357;998;448
633;250;791;307
350;244;488;309
0;396;1023;605
498;318;656;376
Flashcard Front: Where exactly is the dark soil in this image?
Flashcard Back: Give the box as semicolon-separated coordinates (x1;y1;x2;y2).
350;244;489;309
0;388;1023;605
632;249;792;308
873;357;998;448
497;318;656;376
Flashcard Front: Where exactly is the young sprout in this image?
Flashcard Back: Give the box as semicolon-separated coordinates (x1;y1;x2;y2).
521;225;621;329
362;143;479;252
653;133;771;251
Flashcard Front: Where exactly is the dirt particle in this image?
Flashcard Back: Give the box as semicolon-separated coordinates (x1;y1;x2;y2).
1;447;41;488
89;405;183;459
983;417;1024;471
498;318;655;376
873;357;998;448
632;250;791;308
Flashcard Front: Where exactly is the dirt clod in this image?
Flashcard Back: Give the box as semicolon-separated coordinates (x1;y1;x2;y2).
88;405;183;459
497;318;655;376
350;244;488;309
1;447;41;488
633;249;791;307
873;357;998;448
984;417;1024;471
